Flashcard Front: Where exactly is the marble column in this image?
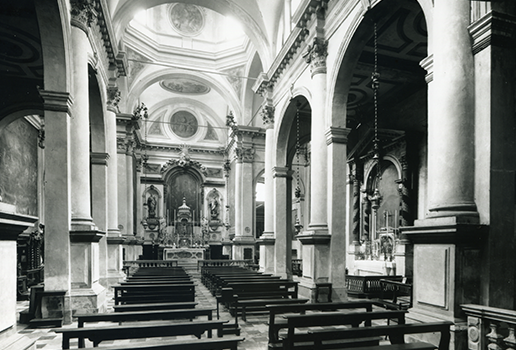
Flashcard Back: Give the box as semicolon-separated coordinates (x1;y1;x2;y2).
327;127;351;302
70;4;95;229
232;147;256;260
257;105;275;273
273;167;292;279
401;1;486;341
39;90;74;324
69;4;106;315
297;36;331;301
105;87;124;284
427;0;477;219
303;37;329;234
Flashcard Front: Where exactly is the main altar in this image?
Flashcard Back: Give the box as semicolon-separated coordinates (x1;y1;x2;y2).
141;196;207;261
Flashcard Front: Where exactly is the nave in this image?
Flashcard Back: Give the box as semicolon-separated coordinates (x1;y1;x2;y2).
13;264;269;350
9;262;454;350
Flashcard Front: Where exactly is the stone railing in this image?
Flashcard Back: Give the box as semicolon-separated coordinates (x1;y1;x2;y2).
462;304;516;350
123;260;179;269
345;275;404;298
197;259;257;271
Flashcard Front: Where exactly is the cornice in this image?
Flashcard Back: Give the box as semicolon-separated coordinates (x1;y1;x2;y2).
469;11;516;55
325;127;351;145
138;144;226;155
419;55;434;84
38;90;74;114
91;152;110;166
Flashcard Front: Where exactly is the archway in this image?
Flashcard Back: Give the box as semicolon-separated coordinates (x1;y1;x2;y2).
331;0;428;276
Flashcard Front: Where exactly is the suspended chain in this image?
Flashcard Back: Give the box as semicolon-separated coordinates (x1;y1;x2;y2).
372;22;381;183
295;101;301;198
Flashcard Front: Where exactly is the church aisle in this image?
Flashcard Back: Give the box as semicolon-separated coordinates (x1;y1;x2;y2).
14;269;271;349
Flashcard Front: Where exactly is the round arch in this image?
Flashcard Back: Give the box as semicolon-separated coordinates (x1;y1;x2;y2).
328;0;432;129
127;70;243;121
275;89;312;168
112;0;272;68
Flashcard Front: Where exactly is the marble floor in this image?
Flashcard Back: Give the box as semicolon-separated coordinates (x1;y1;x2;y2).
14;271;271;350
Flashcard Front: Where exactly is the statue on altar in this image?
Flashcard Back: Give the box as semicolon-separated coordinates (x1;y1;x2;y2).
210;197;219;220
147;195;157;218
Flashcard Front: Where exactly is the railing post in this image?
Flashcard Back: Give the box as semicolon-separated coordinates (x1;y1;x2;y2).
487;322;504;350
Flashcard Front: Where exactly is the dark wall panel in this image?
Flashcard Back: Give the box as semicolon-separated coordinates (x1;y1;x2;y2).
0;118;38;216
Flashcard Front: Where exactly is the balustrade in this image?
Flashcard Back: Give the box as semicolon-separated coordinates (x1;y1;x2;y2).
462;304;516;350
196;259;256;270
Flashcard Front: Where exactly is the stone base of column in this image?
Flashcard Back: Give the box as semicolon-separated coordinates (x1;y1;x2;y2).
39;290;72;325
232;236;256;260
257;232;275;273
103;237;126;288
401;216;487;323
71;282;107;316
296;232;331;302
123;236;143;261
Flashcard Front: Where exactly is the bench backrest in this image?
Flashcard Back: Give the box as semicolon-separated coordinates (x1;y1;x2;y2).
286;321;453;350
267;301;375;342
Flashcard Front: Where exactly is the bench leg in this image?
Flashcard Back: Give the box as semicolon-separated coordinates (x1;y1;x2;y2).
62;335;70;350
78;337;85;348
242;306;246;322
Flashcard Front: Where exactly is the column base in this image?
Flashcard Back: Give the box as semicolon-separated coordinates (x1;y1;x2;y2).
297;232;331;298
257;232;275;273
232;236;255;260
71;282;107;316
401;217;487;322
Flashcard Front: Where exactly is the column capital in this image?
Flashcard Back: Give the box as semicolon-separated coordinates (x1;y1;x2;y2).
38;90;73;114
469;11;516;55
70;0;97;33
106;86;121;113
235;147;255;163
303;37;328;77
260;105;275;129
325;127;351;145
117;137;134;155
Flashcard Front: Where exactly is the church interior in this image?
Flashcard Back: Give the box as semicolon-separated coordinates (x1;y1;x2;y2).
1;0;515;349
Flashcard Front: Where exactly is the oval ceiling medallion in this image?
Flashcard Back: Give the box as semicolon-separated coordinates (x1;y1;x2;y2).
169;3;205;37
170;110;198;138
160;79;210;95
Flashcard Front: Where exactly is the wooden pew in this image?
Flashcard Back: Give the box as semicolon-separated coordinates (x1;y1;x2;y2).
113;301;197;312
53;319;228;349
280;310;407;350
220;281;300;318
120;279;193;286
88;337;245;350
266;301;375;346
286;321;453;350
372;279;413;311
113;283;195;305
76;308;214;327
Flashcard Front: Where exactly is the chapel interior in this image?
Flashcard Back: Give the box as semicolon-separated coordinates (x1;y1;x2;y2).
0;0;515;349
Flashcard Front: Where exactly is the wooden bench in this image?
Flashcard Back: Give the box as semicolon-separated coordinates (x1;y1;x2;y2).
372;279;413;311
266;301;375;346
120;279;193;286
217;281;300;321
89;337;245;350
76;308;213;327
287;321;453;350
346;275;404;299
114;283;195;305
53;319;228;349
280;310;407;350
113;301;197;312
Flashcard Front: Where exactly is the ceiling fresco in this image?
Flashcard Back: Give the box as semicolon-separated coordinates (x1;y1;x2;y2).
168;3;205;37
160;79;211;95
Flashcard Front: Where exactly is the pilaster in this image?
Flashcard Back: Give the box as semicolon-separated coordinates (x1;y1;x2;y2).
326;127;351;302
39;89;73;324
273;167;292;279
